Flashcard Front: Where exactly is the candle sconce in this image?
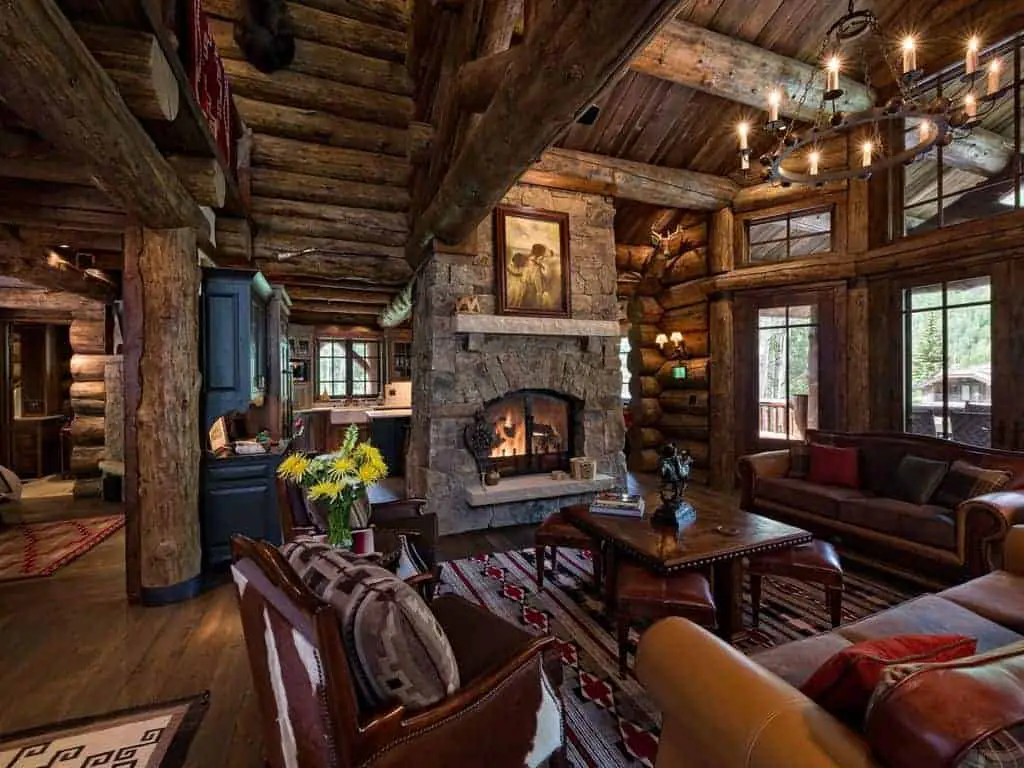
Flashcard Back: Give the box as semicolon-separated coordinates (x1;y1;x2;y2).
656;332;689;360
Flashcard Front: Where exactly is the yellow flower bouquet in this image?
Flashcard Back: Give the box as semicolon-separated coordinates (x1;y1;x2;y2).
277;425;388;547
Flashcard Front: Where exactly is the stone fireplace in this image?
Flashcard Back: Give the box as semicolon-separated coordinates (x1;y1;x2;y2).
407;184;626;534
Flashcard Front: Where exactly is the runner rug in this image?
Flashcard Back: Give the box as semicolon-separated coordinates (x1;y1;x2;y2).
0;515;124;581
441;547;921;768
0;693;208;768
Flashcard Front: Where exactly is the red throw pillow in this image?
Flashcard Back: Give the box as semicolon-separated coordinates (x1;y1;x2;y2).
800;634;977;724
807;444;861;488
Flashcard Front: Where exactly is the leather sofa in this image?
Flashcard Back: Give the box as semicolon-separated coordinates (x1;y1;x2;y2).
739;431;1024;581
635;525;1024;767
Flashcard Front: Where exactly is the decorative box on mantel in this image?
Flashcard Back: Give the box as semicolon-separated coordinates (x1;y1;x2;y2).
407;183;627;534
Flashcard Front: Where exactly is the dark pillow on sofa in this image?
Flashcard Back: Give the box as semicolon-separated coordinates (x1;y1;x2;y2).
807;444;860;488
931;459;1012;509
891;455;949;505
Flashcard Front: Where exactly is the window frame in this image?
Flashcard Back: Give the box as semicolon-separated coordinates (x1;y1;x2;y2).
316;337;382;399
619;335;632;403
735;196;845;267
756;304;820;442
900;33;1023;236
900;276;992;442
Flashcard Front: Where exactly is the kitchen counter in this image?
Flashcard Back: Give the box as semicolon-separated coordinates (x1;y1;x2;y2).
294;405;411;454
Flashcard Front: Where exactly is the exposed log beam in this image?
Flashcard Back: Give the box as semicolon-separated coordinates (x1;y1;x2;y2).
285;285;394;304
74;23;179;122
733;180;848;212
207;17;412;96
222;59;413;128
251;134;408;187
0;230;116;302
250;198;407;246
528;148;737;210
633;20;873;120
0;0;209;235
0;128;95;185
165;156;226;208
17;227;122;253
288;0;408;32
251;168;409;212
202;0;407;63
289;300;381;316
410;0;681;260
254;253;413;285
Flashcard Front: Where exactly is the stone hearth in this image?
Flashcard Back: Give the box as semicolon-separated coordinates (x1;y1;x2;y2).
407;184;626;534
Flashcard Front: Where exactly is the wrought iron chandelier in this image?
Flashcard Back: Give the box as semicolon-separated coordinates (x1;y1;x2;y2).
738;0;1010;185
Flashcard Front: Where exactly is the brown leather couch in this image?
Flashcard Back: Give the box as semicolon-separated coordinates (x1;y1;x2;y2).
739;431;1024;581
635;525;1024;767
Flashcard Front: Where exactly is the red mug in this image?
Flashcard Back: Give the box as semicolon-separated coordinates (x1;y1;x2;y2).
351;528;375;556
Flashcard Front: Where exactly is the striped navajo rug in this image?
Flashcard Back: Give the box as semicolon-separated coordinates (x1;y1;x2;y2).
441;547;921;768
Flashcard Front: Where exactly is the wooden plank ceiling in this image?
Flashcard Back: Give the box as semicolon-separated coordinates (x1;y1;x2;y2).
587;0;1024;242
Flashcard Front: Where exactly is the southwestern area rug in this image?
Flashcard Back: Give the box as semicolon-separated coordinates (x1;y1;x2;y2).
441;547;921;768
0;515;125;581
0;692;208;767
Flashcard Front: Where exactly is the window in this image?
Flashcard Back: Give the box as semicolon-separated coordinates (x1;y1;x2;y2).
317;338;381;399
619;336;631;401
758;305;819;441
903;276;991;446
903;35;1023;235
747;208;833;263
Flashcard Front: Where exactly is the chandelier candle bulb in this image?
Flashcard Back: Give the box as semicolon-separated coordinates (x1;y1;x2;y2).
768;90;781;122
902;37;917;74
809;151;821;176
965;93;977;119
861;142;872;168
966;37;980;75
825;57;840;92
919;119;932;143
988;59;1002;96
737;122;749;151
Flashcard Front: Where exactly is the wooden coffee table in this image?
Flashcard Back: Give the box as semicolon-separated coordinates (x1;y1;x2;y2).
562;502;812;639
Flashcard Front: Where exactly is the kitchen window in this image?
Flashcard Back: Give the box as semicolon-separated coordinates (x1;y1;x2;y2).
317;338;382;399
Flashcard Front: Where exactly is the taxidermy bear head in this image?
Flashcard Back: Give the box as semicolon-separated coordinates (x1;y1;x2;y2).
235;0;296;73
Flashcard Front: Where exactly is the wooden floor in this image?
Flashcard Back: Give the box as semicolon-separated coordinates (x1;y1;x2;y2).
0;472;672;765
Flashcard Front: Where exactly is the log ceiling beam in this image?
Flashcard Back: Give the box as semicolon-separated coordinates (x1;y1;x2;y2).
410;0;681;261
285;285;394;304
0;228;117;302
526;148;737;210
289;300;382;316
632;20;874;120
0;0;210;237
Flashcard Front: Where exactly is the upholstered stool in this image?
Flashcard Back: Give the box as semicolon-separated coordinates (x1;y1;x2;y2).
615;561;717;677
535;511;602;592
748;540;844;628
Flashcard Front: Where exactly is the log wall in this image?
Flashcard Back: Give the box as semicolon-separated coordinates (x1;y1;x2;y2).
68;310;110;495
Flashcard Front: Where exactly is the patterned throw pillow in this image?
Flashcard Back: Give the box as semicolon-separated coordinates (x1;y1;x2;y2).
932;459;1012;510
788;443;811;479
281;541;460;711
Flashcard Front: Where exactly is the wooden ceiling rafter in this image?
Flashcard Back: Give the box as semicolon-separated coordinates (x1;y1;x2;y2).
0;226;117;303
409;0;684;264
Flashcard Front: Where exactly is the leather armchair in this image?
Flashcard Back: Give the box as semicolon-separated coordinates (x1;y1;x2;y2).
230;536;566;768
737;450;791;510
958;492;1024;576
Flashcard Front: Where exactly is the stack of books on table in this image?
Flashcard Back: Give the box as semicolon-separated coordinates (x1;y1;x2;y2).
590;492;646;518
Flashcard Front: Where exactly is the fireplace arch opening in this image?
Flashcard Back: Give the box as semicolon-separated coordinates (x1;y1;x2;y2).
484;389;578;477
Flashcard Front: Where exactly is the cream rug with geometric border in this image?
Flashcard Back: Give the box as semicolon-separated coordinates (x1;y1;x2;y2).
0;693;208;768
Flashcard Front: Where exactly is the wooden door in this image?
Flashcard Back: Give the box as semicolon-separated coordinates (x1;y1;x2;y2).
734;285;845;459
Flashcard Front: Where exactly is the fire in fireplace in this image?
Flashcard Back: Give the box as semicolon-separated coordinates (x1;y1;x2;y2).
484;390;574;477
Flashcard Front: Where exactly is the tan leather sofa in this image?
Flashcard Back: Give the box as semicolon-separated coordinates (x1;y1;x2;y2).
635;526;1024;767
739;431;1024;581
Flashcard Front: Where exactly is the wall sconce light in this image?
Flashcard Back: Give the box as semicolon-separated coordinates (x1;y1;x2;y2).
656;331;688;360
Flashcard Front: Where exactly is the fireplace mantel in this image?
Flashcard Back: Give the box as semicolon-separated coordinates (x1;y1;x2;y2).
454;313;621;338
465;473;616;507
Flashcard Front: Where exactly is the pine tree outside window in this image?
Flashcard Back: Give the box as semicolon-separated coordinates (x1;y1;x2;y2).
757;305;819;441
902;277;991;445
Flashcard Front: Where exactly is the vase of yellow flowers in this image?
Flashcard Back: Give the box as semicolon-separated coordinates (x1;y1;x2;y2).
277;425;388;548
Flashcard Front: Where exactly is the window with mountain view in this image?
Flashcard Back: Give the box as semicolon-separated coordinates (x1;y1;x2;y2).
903;276;992;446
758;305;819;441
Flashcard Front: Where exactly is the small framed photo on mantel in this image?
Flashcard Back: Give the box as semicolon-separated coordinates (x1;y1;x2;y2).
494;205;571;318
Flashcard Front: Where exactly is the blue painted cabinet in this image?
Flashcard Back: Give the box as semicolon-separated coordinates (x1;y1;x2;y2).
201;453;283;568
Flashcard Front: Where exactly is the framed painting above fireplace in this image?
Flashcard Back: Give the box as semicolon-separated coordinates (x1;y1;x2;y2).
494;205;571;318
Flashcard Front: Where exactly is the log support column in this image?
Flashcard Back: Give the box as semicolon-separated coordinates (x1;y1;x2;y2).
846;278;871;432
709;292;736;490
123;227;202;605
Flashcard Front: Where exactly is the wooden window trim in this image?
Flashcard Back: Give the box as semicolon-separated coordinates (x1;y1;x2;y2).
734;193;847;267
